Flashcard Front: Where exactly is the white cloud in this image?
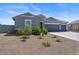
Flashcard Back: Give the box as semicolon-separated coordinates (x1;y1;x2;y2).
30;4;42;12
7;10;15;14
0;18;14;25
14;6;29;10
1;5;30;15
57;12;73;21
0;5;29;12
45;11;79;22
7;10;20;16
54;12;79;22
59;12;70;18
0;4;43;15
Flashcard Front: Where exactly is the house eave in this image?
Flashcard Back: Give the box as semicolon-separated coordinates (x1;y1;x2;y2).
45;23;67;25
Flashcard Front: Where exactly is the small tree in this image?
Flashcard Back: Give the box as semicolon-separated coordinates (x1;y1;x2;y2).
21;25;32;41
24;25;32;36
16;28;25;36
32;26;41;35
42;28;48;35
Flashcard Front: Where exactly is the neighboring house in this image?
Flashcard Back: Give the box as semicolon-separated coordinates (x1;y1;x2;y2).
68;20;79;31
12;12;68;32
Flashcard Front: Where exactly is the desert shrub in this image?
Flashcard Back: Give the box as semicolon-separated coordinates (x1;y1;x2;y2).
42;28;48;35
42;41;51;47
32;26;41;35
24;25;32;36
16;25;32;36
20;25;32;42
21;35;29;39
52;35;57;38
56;39;61;42
16;28;25;35
38;35;43;39
32;26;48;35
38;36;42;39
21;35;29;42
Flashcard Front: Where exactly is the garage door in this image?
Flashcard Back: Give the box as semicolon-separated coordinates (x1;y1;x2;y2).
61;25;66;31
45;24;59;32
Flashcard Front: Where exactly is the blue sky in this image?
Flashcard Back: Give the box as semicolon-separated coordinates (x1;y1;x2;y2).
0;3;79;25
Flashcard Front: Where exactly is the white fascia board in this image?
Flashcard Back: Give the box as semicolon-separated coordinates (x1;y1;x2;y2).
45;23;67;25
45;23;60;24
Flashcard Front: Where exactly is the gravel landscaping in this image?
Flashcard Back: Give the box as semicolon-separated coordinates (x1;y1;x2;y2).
0;33;79;55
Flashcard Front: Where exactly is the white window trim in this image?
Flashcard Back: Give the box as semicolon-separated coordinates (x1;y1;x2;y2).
25;19;32;27
59;25;61;30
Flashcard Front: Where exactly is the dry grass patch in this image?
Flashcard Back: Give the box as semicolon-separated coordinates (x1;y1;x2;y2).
42;41;51;47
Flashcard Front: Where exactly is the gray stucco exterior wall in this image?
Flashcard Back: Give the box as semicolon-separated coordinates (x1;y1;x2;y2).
14;16;41;30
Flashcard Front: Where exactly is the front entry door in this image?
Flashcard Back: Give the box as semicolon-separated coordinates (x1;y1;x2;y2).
25;19;32;27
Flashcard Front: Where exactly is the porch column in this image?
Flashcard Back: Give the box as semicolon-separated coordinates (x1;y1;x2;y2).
59;25;61;31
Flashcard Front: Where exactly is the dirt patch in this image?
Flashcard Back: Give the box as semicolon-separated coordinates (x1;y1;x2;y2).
0;33;79;55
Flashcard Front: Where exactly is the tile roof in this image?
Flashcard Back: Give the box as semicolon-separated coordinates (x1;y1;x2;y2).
12;12;68;24
45;17;68;24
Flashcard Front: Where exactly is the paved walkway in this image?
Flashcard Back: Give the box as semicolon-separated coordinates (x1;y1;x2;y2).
50;32;79;41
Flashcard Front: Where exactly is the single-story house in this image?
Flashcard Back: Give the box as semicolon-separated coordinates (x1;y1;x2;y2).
0;12;68;33
68;20;79;31
12;12;68;32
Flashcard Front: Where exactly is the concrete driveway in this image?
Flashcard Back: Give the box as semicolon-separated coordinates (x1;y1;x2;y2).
50;32;79;41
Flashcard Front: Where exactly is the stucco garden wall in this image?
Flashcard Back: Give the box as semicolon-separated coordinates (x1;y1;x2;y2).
0;25;14;33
